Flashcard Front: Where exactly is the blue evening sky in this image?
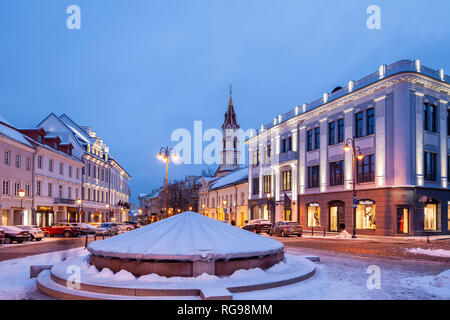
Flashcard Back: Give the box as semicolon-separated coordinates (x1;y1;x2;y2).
1;0;449;203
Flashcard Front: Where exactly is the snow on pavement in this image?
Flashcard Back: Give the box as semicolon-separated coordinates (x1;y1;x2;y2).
0;246;448;300
0;248;87;299
235;248;450;300
405;248;450;258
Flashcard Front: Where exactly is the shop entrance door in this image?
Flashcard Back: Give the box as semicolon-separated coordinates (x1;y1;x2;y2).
329;201;345;232
397;208;409;234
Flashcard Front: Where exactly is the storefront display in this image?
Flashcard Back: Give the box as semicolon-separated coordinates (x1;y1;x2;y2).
307;203;320;227
424;203;437;231
397;208;409;234
356;200;376;230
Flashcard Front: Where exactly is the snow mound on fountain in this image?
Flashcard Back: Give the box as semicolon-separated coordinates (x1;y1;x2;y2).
88;211;283;261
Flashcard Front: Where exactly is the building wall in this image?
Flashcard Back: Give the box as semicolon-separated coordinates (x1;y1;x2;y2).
0;137;34;225
33;146;83;226
200;182;248;227
247;60;450;236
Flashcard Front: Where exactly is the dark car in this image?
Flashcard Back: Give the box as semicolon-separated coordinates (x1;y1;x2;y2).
242;219;272;234
0;226;31;244
269;221;302;237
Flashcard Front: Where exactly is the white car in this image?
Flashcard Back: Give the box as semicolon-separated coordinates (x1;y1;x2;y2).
15;225;45;241
117;223;131;232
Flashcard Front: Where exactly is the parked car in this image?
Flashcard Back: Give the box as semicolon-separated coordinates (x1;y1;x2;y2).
69;223;96;235
125;221;141;229
0;229;5;244
15;225;45;241
41;223;81;238
117;223;130;232
0;226;31;244
242;219;272;234
269;221;303;237
95;223;119;236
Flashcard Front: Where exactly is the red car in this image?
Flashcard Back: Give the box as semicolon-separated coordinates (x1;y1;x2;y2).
0;229;4;244
41;223;81;238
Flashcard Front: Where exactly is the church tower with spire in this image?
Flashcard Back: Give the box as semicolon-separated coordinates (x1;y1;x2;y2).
215;85;241;177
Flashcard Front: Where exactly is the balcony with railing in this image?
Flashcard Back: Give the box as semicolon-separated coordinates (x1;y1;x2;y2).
279;151;298;163
54;198;75;205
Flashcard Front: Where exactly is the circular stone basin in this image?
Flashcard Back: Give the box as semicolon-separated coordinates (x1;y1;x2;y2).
87;211;284;277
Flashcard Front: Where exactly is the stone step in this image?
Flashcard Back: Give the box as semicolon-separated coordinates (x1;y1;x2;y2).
37;270;200;300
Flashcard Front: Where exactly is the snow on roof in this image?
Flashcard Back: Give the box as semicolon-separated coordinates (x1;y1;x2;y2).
87;211;283;261
210;167;248;190
58;115;93;144
0;123;34;148
0;115;11;125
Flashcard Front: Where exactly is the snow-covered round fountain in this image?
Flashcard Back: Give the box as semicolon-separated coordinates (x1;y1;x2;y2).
36;212;317;300
88;211;284;277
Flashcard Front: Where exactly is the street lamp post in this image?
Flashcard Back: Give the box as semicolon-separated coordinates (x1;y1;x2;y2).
222;200;227;221
344;137;365;238
77;198;82;223
18;189;25;224
157;146;178;218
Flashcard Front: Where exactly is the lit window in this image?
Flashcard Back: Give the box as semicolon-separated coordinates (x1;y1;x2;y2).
424;203;437;231
307;203;320;227
356;200;376;229
282;170;291;191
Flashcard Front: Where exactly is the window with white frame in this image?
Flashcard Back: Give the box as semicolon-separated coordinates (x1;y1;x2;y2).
2;180;10;195
15;154;21;168
4;150;10;165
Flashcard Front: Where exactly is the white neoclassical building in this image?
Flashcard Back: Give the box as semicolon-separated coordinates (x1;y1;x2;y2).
247;59;450;236
37;114;131;223
18;127;84;226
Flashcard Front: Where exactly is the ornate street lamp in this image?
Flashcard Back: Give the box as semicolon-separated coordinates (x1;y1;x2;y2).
157;146;178;217
344;137;365;238
18;189;25;224
77;198;82;223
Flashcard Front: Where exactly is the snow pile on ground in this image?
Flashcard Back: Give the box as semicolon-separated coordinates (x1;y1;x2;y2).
405;248;450;258
0;248;87;299
335;230;352;239
402;269;450;299
430;269;450;288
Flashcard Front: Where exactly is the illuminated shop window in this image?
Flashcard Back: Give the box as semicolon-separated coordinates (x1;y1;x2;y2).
356;200;376;230
424;203;437;231
307;203;320;227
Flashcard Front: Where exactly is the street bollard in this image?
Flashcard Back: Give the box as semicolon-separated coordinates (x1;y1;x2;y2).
94;234;97;241
323;227;326;237
102;234;105;240
84;234;88;248
311;227;314;237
